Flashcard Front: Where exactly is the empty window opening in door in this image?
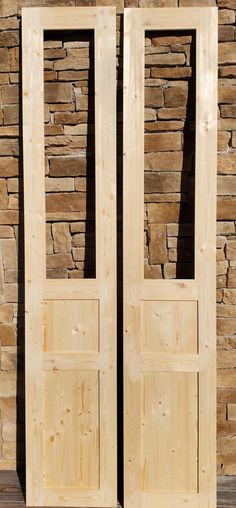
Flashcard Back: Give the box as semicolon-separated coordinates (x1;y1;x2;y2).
144;30;196;280
44;30;96;280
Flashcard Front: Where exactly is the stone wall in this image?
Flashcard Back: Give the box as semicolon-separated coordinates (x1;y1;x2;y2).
0;0;235;477
144;30;195;279
44;30;96;279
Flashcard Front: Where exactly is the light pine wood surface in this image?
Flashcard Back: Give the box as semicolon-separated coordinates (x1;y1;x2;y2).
124;7;217;508
22;7;117;507
43;300;99;352
141;301;197;353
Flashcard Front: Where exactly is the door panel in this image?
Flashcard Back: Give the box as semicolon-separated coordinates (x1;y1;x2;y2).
44;370;99;489
142;372;198;492
124;7;217;508
23;7;116;507
141;301;198;353
43;300;99;352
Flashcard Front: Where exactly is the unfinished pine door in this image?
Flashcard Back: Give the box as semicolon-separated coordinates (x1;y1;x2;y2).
22;7;116;507
124;7;217;508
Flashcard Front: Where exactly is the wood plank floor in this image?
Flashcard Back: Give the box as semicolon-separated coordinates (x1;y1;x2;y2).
0;471;235;507
218;476;236;508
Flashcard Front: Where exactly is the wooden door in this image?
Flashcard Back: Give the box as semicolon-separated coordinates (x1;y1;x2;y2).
22;7;116;507
124;7;217;508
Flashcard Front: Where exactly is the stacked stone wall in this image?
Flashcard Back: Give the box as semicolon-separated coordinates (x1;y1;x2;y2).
0;0;235;476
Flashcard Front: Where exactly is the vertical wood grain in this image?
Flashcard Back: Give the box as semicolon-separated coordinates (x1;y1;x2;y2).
22;8;44;506
196;8;218;508
95;8;117;505
142;372;198;492
44;371;99;489
124;9;144;508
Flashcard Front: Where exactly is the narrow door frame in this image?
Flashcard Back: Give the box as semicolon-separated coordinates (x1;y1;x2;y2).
124;7;218;508
22;7;117;506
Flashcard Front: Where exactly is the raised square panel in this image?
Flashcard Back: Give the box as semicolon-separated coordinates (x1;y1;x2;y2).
141;372;198;493
43;370;99;489
141;301;197;353
43;300;99;352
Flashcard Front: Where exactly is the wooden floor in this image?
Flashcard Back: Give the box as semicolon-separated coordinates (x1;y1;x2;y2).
218;476;236;508
0;471;235;507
